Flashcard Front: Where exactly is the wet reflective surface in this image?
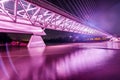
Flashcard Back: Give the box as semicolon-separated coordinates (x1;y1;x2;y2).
0;42;120;80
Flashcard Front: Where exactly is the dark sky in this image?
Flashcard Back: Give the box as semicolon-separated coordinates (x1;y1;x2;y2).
93;0;120;36
44;0;120;36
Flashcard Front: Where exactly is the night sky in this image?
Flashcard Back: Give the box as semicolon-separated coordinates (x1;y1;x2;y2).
44;0;120;36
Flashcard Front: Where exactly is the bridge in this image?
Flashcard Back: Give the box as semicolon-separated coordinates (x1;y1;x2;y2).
0;0;111;47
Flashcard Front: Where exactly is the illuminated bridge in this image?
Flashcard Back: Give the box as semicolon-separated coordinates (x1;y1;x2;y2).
0;0;111;47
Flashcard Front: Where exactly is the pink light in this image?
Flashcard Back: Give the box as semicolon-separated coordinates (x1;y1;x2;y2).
56;49;114;77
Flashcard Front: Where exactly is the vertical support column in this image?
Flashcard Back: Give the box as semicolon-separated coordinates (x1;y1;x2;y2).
27;35;45;48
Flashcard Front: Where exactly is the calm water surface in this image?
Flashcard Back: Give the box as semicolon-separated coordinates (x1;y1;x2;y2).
0;42;120;80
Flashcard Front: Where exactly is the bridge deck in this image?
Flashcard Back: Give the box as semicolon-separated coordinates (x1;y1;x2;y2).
0;0;110;37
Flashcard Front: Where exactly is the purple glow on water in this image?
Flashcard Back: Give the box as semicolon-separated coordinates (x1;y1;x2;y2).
56;49;114;77
0;53;9;79
0;43;119;80
5;43;18;74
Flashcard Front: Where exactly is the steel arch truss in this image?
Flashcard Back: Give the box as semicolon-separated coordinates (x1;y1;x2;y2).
0;0;109;36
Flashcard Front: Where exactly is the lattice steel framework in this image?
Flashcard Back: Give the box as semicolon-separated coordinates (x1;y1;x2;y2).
0;0;110;36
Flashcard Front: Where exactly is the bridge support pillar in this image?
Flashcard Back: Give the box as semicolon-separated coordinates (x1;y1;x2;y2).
27;35;45;48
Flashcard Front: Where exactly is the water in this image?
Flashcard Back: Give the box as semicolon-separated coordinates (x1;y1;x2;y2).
0;42;120;80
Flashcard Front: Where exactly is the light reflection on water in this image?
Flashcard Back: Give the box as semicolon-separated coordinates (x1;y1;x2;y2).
56;49;114;77
0;43;119;80
78;41;120;49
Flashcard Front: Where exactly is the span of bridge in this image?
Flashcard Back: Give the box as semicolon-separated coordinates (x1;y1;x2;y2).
0;0;111;47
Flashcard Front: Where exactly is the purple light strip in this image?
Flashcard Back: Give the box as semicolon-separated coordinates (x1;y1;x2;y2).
5;43;18;75
0;53;10;79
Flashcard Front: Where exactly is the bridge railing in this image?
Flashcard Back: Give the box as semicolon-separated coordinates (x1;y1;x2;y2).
0;0;110;36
